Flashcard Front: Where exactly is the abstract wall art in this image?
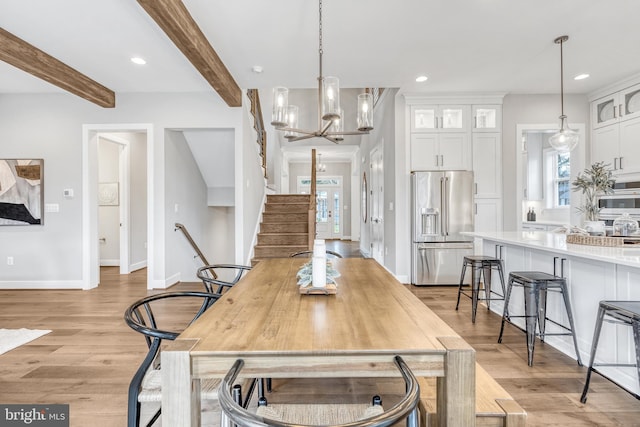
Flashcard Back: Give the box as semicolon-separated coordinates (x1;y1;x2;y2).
0;159;44;225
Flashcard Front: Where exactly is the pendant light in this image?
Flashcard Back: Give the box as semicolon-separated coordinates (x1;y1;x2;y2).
270;0;373;144
549;35;579;152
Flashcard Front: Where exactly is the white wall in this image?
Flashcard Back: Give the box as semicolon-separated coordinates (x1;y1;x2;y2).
0;92;245;289
164;130;210;283
129;132;148;271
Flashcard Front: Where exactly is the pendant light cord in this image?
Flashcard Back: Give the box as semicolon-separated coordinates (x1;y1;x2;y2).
318;0;323;80
559;37;565;117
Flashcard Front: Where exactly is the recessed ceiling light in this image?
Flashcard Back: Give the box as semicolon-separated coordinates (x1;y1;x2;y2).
574;73;590;80
415;75;428;83
252;65;264;74
130;57;147;65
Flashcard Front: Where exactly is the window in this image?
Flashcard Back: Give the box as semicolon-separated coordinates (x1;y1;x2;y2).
553;152;571;207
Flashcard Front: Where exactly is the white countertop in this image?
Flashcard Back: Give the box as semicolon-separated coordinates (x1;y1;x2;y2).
522;220;567;227
467;231;640;268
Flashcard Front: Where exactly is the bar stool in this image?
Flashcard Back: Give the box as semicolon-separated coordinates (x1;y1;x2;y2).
580;301;640;403
497;271;582;367
455;256;506;323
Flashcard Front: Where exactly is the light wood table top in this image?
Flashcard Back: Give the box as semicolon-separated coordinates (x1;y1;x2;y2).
162;258;476;426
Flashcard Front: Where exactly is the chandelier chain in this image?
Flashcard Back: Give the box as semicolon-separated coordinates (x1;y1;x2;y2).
559;38;564;116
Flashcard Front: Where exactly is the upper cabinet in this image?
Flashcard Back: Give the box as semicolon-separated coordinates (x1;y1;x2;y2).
410;105;470;133
591;77;640;176
592;83;640;129
472;105;502;132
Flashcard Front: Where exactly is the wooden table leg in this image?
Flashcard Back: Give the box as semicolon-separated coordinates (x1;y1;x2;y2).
162;339;200;426
436;336;476;427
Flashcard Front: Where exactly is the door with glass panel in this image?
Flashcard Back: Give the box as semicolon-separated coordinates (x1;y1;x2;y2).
315;187;342;240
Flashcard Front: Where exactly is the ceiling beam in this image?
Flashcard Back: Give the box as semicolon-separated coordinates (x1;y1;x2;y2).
137;0;242;107
0;28;115;108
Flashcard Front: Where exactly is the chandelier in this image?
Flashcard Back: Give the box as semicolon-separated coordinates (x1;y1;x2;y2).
549;35;579;152
316;153;327;172
270;0;373;144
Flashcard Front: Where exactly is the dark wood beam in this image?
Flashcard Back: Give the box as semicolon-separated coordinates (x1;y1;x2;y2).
137;0;242;107
0;28;115;108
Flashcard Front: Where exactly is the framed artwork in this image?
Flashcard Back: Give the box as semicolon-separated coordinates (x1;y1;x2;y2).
98;182;119;206
0;159;44;225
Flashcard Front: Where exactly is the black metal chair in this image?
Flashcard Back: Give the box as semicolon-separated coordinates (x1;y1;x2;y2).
218;355;420;427
124;291;221;427
290;250;343;258
197;264;252;294
456;255;506;323
580;301;640;403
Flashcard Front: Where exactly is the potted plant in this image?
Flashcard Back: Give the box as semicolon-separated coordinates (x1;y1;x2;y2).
571;161;615;230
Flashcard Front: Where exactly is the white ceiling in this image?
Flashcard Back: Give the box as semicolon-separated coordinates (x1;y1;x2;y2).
1;0;639;99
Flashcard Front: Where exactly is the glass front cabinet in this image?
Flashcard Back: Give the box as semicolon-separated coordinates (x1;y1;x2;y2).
472;105;501;132
410;105;470;133
592;83;640;129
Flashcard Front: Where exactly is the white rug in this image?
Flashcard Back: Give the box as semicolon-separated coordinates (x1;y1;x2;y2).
0;328;51;355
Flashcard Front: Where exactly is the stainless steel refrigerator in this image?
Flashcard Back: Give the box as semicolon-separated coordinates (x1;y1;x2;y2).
411;171;474;285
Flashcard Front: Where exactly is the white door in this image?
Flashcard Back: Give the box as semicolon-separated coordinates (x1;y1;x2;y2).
316;186;342;240
370;148;384;263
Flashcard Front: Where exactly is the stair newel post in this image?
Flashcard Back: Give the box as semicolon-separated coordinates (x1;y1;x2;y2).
309;149;317;250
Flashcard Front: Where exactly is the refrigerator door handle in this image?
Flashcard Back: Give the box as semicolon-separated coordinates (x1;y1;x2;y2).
443;176;450;235
440;177;446;236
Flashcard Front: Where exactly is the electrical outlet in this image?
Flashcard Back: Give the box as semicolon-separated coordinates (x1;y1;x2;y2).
7;256;14;266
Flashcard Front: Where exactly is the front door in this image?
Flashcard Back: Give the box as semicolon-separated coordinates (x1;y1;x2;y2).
370;147;384;263
297;176;343;240
316;187;342;240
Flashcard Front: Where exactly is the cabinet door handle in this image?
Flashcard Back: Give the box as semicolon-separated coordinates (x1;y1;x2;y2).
620;103;624;116
553;256;559;276
561;258;566;278
613;105;618;119
475;183;478;195
440;155;444;166
435;155;439;166
474;116;477;128
614;157;618;170
620;157;624;170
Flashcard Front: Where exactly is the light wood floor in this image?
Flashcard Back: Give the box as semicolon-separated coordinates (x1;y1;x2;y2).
0;245;639;426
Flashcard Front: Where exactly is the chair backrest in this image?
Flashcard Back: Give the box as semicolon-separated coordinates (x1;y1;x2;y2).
124;291;221;427
218;356;419;427
290;250;343;258
196;264;252;294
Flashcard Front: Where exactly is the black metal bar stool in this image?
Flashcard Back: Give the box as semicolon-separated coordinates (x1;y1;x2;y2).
580;301;640;403
497;271;582;367
456;255;506;323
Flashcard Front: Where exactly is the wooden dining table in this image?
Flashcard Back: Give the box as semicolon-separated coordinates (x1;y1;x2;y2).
161;257;476;426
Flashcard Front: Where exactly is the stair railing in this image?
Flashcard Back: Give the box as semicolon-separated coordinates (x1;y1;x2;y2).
174;222;216;279
247;89;267;178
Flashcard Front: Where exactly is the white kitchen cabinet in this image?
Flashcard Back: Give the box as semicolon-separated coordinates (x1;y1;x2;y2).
521;223;548;231
410;133;470;171
472;105;502;132
475;199;502;232
592;83;640;129
410;105;470;133
472;133;501;198
592;116;640;175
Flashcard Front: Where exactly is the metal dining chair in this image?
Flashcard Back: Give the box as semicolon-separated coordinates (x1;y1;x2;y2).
197;264;253;294
290;250;343;258
124;291;225;427
218;355;420;427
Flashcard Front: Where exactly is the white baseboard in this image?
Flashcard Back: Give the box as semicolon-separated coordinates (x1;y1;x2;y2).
0;280;84;290
100;259;119;266
129;260;147;272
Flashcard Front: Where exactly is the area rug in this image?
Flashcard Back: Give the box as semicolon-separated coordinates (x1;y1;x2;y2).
0;328;51;355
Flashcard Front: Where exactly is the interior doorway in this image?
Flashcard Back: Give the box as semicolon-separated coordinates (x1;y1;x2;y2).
82;124;153;290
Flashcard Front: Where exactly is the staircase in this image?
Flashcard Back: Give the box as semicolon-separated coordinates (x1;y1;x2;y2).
253;194;314;264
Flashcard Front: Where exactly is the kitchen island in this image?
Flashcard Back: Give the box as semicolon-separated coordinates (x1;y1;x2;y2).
469;231;640;396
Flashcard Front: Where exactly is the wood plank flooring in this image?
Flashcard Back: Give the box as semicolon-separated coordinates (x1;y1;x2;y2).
0;243;638;426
